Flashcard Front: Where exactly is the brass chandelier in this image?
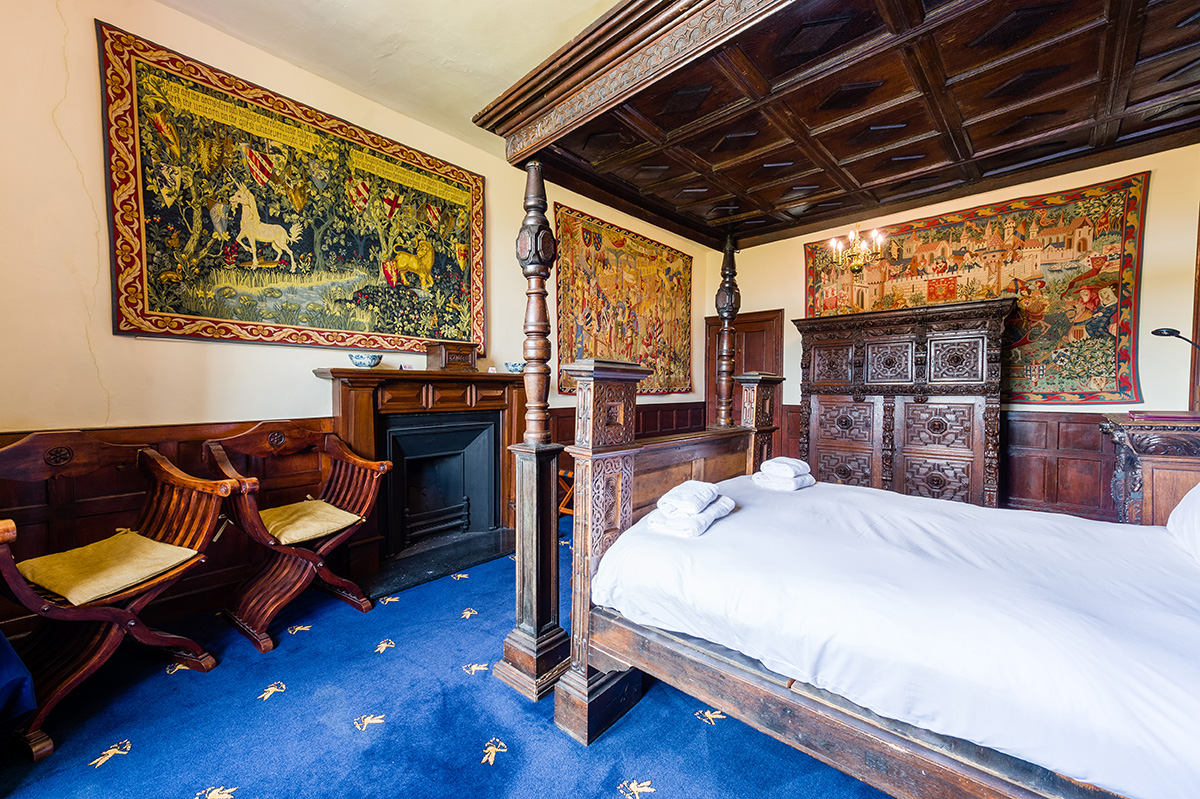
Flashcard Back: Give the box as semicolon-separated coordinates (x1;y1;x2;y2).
828;224;885;276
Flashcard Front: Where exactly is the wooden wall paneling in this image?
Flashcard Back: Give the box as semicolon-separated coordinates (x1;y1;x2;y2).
1001;411;1117;521
549;401;705;480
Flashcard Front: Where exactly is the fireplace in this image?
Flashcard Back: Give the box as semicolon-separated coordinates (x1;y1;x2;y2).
382;411;500;555
313;366;525;588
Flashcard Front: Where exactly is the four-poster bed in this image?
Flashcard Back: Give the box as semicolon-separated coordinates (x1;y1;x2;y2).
496;162;1200;799
475;2;1200;798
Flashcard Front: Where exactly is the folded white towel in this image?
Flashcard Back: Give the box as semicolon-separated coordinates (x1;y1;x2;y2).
752;471;816;491
657;480;719;518
760;457;812;478
646;495;735;537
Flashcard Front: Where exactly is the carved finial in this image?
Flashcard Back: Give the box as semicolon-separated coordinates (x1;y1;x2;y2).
713;235;741;427
516;160;557;445
716;235;741;320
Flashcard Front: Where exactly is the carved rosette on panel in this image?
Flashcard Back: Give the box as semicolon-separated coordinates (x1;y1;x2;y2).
817;403;873;444
818;452;872;487
928;338;984;383
903;458;971;502
812;345;853;385
865;342;913;384
589;382;636;448
881;398;895;492
904;404;973;450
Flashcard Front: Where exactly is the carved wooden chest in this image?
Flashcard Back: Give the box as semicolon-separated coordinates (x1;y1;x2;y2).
793;298;1014;507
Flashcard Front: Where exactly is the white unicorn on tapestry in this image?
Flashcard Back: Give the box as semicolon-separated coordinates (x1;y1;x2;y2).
230;182;303;270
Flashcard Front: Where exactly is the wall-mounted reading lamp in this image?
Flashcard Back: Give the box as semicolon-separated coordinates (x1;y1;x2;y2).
1151;327;1200;352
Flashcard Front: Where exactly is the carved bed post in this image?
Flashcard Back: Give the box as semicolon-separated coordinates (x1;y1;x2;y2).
713;235;742;427
735;373;784;472
554;358;650;744
494;160;571;700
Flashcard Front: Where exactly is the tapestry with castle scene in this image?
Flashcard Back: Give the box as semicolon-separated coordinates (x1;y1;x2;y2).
804;173;1148;403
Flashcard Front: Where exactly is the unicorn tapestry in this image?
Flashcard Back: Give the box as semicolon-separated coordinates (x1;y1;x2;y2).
554;205;692;394
98;23;486;353
804;173;1149;403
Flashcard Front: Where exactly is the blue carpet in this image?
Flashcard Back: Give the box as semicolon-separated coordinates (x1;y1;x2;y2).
0;545;885;799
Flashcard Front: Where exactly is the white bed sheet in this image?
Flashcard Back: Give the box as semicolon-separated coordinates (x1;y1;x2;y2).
591;476;1200;799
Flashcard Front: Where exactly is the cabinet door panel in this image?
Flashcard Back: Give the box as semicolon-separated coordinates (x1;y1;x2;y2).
896;453;974;502
815;447;875;487
901;400;980;453
815;398;877;447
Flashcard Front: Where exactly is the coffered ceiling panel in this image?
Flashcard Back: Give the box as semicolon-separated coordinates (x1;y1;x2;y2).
625;60;749;138
734;0;886;85
477;0;1200;250
716;146;821;190
948;31;1103;123
813;99;942;163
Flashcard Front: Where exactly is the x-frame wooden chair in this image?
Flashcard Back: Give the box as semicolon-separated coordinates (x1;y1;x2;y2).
0;430;236;760
204;421;391;653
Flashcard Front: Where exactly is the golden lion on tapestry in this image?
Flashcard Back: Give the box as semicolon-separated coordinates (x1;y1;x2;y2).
384;240;435;291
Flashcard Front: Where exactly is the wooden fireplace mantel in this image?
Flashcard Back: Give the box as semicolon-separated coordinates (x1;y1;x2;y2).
314;367;527;537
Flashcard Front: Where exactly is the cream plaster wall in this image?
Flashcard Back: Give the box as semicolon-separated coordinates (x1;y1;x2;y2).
0;0;710;433
719;146;1200;411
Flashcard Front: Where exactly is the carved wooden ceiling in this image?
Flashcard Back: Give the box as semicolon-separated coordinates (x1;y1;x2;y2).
475;0;1200;250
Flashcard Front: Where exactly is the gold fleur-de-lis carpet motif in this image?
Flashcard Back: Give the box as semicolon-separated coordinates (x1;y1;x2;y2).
195;787;238;799
257;681;286;701
89;740;131;768
618;778;656;798
0;538;882;799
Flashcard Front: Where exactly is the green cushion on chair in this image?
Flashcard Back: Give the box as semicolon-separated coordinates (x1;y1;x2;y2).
258;500;362;546
16;530;197;607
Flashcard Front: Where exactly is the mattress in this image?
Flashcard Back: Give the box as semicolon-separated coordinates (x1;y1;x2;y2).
591;476;1200;799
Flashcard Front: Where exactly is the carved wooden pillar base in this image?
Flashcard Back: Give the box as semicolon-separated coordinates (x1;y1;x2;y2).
495;626;570;700
553;665;643;745
494;442;569;700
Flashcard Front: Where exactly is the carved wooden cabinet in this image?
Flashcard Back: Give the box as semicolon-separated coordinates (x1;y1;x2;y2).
1101;414;1200;525
793;298;1014;507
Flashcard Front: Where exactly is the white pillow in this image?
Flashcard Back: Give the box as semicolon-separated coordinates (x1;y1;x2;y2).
1166;480;1200;562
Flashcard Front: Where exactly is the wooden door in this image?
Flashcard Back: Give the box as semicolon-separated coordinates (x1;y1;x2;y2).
704;309;784;451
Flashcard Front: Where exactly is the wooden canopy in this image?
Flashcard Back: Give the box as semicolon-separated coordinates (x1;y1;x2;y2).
475;0;1200;249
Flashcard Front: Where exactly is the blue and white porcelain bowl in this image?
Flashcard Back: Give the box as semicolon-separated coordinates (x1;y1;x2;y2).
349;352;382;368
504;361;527;373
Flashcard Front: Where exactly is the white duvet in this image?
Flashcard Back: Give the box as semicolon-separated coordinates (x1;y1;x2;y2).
591;476;1200;799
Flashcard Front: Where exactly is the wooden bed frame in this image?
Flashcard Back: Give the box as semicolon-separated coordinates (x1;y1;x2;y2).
497;162;1130;799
